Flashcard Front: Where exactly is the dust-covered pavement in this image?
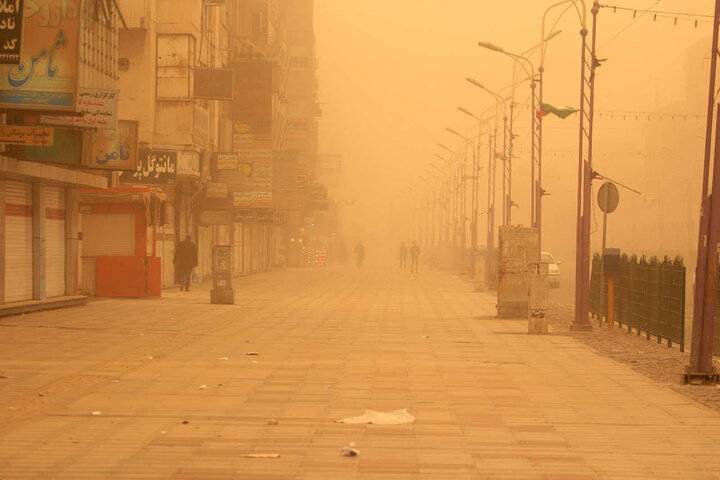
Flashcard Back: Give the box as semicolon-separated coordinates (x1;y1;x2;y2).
1;267;720;479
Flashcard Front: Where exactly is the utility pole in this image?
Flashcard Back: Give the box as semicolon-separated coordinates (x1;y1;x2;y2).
573;1;598;331
486;126;497;288
686;0;720;384
506;101;515;225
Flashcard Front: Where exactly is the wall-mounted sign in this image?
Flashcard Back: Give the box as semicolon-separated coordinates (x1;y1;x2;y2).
206;182;228;199
309;184;329;211
238;160;252;177
233;191;272;209
6;126;83;165
41;88;118;129
0;0;80;111
192;68;234;100
0;0;24;65
177;150;200;176
216;152;237;170
235;209;274;224
0;124;53;145
119;149;177;185
82;120;138;171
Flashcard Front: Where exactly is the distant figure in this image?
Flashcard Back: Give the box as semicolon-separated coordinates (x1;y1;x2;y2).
354;242;366;268
409;241;420;274
399;242;408;270
174;235;198;292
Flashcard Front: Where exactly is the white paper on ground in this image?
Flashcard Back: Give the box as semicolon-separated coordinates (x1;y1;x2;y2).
337;409;415;425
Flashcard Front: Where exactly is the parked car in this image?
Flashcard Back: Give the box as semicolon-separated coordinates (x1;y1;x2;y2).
541;252;561;288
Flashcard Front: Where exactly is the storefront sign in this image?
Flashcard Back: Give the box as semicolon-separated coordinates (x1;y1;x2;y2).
41;88;118;129
234;209;274;224
6;125;82;165
82;120;138;170
177;150;200;176
216;152;237;170
0;0;80;111
120;149;177;185
0;0;24;65
206;182;228;199
0;124;53;145
233;191;272;209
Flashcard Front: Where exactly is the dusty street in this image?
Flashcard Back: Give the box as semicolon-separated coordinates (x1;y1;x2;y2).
1;267;720;479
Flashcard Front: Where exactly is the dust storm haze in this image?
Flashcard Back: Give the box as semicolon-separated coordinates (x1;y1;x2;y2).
6;1;720;477
317;0;713;278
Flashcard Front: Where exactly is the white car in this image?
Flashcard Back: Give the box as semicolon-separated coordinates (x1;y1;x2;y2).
541;251;561;288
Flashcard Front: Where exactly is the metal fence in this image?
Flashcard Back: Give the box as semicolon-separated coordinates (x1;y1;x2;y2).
590;253;686;350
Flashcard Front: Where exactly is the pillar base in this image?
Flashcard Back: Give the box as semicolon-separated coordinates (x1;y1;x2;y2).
211;289;235;305
570;322;593;332
683;371;720;385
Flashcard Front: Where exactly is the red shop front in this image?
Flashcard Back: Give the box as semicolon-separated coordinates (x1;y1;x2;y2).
79;187;165;297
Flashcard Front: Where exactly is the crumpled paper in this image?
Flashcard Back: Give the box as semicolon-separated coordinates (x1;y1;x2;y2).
337;409;415;425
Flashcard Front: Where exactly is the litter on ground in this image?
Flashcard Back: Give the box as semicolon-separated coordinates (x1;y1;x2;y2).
337;409;415;425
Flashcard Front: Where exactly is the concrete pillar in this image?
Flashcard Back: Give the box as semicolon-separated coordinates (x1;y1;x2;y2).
65;188;80;296
32;183;46;300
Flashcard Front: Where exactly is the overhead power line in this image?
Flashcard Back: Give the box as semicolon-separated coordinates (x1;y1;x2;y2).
599;3;713;27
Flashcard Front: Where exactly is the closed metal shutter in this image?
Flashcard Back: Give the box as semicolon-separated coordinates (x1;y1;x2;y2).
44;186;66;297
233;223;242;275
82;213;135;256
5;181;33;302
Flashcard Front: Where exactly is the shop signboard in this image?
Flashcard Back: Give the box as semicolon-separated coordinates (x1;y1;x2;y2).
0;0;24;65
41;88;118;129
0;124;53;145
81;120;138;171
6;125;82;165
119;149;177;185
216;152;237;170
0;0;81;111
233;190;272;209
206;182;228;199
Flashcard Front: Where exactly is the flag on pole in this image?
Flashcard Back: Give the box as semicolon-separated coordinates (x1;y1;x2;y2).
537;102;578;119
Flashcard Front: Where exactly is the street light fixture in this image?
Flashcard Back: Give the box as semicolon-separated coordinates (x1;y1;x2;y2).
466;78;513;226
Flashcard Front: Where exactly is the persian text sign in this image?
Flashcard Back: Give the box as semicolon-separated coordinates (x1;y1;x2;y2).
82;120;138;171
216;152;237;170
0;124;53;145
206;182;228;199
233;191;272;209
119;149;177;185
0;0;24;64
41;88;118;129
0;0;80;111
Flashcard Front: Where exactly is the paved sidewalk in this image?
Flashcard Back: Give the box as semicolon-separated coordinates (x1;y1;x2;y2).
1;267;720;479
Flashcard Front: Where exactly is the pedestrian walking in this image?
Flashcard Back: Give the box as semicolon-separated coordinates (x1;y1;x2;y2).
174;235;198;292
399;242;408;270
409;241;420;274
354;242;366;268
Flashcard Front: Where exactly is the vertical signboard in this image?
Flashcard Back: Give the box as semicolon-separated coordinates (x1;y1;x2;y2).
0;0;24;65
0;0;80;111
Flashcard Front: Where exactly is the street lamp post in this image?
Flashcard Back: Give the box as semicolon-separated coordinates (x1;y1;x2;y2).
466;78;512;227
447;127;474;273
458;107;494;286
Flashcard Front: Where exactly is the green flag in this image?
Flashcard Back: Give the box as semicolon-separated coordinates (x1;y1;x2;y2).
537;102;578;119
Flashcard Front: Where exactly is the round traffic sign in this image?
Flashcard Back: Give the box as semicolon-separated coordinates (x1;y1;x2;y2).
597;182;619;214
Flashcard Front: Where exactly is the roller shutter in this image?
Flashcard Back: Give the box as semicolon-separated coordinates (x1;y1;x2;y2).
5;181;33;302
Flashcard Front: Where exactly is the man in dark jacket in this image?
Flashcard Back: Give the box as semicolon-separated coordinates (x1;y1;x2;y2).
174;235;198;291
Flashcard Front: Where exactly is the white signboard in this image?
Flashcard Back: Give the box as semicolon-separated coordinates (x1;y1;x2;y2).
40;88;119;130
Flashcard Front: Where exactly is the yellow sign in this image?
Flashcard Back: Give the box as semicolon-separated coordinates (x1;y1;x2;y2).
0;125;54;145
0;0;80;111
